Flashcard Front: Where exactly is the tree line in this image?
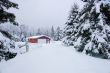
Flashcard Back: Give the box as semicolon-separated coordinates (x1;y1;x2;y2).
63;0;110;59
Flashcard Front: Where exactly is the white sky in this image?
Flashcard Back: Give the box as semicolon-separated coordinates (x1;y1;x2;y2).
11;0;83;29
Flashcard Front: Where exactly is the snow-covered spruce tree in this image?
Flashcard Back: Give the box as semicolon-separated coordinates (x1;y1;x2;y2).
73;0;110;59
55;27;63;41
51;26;55;40
63;4;79;45
36;28;42;35
0;0;18;61
45;30;49;36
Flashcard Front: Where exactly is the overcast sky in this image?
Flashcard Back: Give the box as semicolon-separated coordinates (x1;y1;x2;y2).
11;0;83;30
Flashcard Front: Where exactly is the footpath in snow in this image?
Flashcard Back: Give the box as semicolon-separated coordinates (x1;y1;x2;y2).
0;41;110;73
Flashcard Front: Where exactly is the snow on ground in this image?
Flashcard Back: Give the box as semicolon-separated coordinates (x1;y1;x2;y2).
0;41;110;73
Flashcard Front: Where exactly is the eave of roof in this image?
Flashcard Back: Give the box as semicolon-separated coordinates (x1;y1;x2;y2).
27;35;51;39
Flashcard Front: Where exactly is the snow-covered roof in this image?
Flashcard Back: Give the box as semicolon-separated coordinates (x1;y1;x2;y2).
27;35;51;39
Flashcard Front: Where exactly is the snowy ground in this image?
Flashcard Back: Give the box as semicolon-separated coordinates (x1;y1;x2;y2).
0;41;110;73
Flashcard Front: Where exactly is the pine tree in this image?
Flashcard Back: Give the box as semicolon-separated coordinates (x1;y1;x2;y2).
45;30;49;36
51;26;55;40
63;4;79;45
72;0;110;59
55;27;63;41
0;0;18;25
37;28;42;35
0;0;18;61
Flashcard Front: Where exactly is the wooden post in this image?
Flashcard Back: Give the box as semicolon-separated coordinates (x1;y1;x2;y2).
26;41;29;52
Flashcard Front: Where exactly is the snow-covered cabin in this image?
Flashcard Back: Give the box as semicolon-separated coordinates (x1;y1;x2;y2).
27;35;51;44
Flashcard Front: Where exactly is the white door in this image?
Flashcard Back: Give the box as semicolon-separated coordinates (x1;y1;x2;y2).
38;39;46;44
